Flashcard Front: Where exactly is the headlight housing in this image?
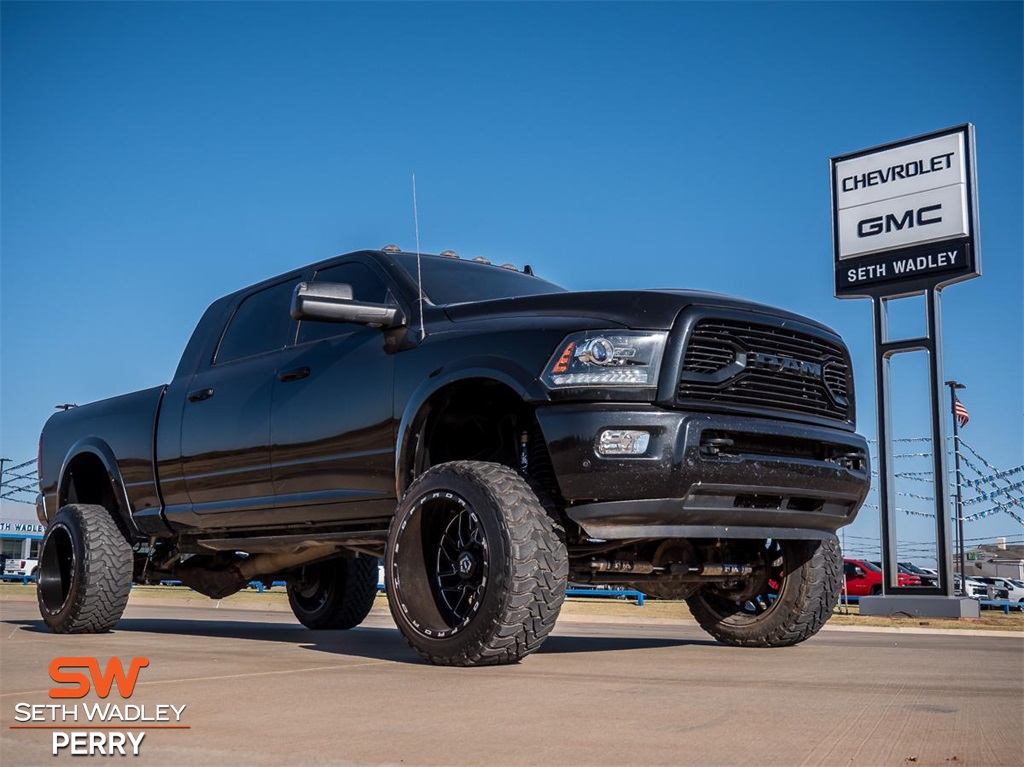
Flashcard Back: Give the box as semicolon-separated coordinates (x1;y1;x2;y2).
541;331;668;388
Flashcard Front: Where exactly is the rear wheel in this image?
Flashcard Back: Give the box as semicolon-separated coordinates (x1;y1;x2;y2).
36;503;132;633
386;461;567;666
686;538;842;647
287;555;379;630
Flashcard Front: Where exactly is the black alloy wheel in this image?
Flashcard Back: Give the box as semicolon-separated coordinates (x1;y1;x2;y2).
433;500;489;627
686;537;842;648
287;555;378;630
36;504;132;633
386;461;567;666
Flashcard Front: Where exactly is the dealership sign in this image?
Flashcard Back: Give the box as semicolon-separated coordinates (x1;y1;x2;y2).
831;125;980;298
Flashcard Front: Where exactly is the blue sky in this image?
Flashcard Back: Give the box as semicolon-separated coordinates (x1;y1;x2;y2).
2;2;1021;561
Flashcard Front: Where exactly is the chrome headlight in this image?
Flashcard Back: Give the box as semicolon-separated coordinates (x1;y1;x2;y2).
541;331;668;388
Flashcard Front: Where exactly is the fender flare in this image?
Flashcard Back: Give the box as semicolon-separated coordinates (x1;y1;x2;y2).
57;437;138;535
394;357;547;497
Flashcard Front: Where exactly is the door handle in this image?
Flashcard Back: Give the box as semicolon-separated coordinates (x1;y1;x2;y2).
187;388;215;402
277;366;311;383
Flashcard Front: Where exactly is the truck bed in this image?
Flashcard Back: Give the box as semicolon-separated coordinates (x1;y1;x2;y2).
39;385;166;525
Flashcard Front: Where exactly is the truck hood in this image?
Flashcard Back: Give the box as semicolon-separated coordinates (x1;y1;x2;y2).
442;290;834;333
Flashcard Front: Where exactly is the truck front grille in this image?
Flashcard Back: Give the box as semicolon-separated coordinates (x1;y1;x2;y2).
678;318;851;422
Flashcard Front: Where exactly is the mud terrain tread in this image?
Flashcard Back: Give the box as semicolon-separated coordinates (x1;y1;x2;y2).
391;461;568;666
687;538;842;648
288;555;379;630
330;555;381;630
39;504;132;634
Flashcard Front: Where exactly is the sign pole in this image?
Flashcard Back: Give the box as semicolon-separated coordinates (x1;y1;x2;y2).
870;288;954;597
871;297;895;594
925;287;954;598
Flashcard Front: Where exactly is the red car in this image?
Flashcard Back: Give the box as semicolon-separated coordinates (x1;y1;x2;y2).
843;558;921;596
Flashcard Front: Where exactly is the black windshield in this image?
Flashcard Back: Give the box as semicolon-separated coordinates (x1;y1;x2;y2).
390;254;566;305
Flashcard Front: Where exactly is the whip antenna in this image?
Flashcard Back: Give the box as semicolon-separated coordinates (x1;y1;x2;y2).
412;174;425;341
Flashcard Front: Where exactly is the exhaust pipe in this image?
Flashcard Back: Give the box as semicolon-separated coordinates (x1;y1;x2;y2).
175;546;339;599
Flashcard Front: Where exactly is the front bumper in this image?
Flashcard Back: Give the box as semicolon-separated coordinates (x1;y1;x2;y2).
535;405;870;541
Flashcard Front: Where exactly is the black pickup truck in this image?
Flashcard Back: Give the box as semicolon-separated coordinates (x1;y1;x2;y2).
36;246;869;665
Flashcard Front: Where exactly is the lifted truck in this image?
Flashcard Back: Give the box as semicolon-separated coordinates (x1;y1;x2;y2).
36;247;869;665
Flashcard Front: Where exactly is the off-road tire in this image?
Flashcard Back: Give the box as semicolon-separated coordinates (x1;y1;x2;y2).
37;503;132;633
386;461;568;666
686;538;842;647
287;555;379;630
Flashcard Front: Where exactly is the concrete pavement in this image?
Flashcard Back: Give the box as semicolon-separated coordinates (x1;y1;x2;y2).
1;600;1021;766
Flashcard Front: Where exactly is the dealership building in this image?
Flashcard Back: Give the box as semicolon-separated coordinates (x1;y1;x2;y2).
965;542;1024;581
0;500;44;570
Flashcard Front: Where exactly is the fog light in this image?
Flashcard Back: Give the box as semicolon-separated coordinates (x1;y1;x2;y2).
597;430;650;456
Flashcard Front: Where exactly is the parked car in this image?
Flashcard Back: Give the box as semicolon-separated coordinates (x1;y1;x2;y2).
971;576;1013;601
897;561;939;588
869;560;933;586
1007;579;1024;609
3;558;39;577
843;558;921;596
953;576;988;600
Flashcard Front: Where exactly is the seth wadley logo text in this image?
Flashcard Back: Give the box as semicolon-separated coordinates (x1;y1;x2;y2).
10;657;188;757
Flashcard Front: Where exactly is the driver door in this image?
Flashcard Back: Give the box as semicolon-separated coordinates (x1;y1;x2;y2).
270;259;399;525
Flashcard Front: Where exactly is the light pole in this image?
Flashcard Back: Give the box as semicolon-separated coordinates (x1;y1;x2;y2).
945;380;967;592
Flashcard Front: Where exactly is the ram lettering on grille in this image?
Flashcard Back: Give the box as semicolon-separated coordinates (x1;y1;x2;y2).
679;319;850;421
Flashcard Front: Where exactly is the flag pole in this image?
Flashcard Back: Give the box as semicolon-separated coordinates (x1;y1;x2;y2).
945;380;967;591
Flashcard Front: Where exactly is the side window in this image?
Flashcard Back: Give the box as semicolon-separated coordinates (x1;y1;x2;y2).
297;262;391;345
216;280;297;364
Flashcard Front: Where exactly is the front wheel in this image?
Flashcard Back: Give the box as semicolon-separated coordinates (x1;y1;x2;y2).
686;538;842;647
287;555;379;630
386;461;568;666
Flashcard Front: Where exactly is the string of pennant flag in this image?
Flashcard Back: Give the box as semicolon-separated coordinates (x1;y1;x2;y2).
867;437;933;444
959;478;1024;505
0;459;38;502
865;498;1024;523
957;453;1024;503
864;503;935;519
961;440;997;471
865;435;1023;525
962;501;1024;524
873;464;1024;488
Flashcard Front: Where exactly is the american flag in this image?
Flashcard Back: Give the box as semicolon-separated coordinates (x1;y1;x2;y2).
954;398;970;428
